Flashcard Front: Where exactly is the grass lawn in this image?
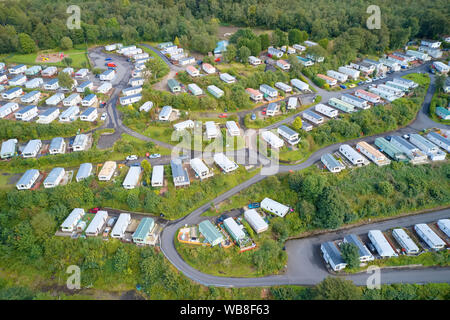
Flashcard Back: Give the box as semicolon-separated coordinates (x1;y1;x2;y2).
428;91;450;126
1;45;90;69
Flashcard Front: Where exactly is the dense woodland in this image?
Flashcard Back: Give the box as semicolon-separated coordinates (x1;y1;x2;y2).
0;0;449;60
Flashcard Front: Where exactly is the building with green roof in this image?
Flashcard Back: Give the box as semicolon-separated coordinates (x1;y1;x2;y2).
374;137;409;163
168;79;181;93
132;218;155;245
199;220;224;246
436;107;450;120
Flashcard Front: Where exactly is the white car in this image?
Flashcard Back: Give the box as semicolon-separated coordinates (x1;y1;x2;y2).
101;112;107;121
365;78;373;83
126;155;138;161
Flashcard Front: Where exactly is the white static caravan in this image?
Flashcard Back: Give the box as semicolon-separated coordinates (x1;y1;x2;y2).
426;132;450;153
139;101;153;112
41;66;57;77
355;89;381;104
76;163;93;182
248;56;262;65
158;106;173;121
104;44;118;52
80;107;98;122
16;169;40;190
207;85;224;98
290;78;310;91
15;105;38;121
190;158;213;180
72;134;89;152
63;93;82;107
343;234;374;262
9;74;27;86
74;68;89;78
268;47;283;58
302;110;324;125
21;139;42;158
338;66;360;80
44;79;59;90
261;198;290;218
341;94;369;110
414;224;445;250
59;106;80;122
186;65;200;77
2;87;22;100
36;107;60;124
61;208;85;232
259;84;278;99
111;213;131;239
81;94;98;107
98;161;116;181
314;103;338;118
151;165;164;187
223;217;245;242
226;121;240;137
219;73;236;84
276;60;290;71
76;81;94;93
62;67;74;75
261;130;284;149
214;153;238;173
437;219;450;238
317;74;337;86
287;97;298;110
356;141;391;166
244;209;268;234
48;137;66;155
173;120;194;131
21;91;41;104
0;139;17;159
266;103;279;116
0;102;19;118
9;64;27;74
278;125;300;146
129;77;145;87
392;228;420;254
321;153;344;173
205;121;219;139
327;70;348;83
409;133;446;161
188;83;203;96
339;144;365;166
275;82;292;93
85;211;108;237
46;92;65;106
321;241;347;271
368;230;397;258
246;88;263;101
120;93;142;106
43;167;65;189
25;77;43;89
293;44;306;52
97;82;112;94
100;69;115;81
123;166;141;189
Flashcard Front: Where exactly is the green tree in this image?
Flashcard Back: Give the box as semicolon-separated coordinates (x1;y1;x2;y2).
292;117;303;131
340;242;360;269
62;57;73;66
126;192;139;209
288;29;302;45
60;36;73;50
58;71;74;90
259;34;270;51
313;277;362;300
141;159;152;186
223;44;237;63
18;33;36;54
237;46;251;63
112;247;128;272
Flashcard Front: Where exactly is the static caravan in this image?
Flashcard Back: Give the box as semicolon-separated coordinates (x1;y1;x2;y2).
321;241;347;271
244;209;268;234
77;81;94;93
409;133;446;161
290;78;309;91
390;136;427;163
321;153;344;173
297;56;314;66
277;125;300;145
46;92;65;106
368;230;397;258
276;60;290;71
16;169;40;190
132;218;155;245
63;93;82;107
356;141;391;166
104;44;118;51
111;213;131;239
355;89;381;104
302;110;324;125
48;137;66;154
2;87;22;100
0;102;19;118
119;93;142;105
214;153;238;173
275;82;292;93
59;106;80;122
260;198;289;218
139;101;153;112
223;217;245;242
72;134;89;152
315;103;338;118
9;64;27;74
151;165;164;187
76;163;93;182
98;161;117;181
338;66;360;80
267;47;283;58
190;158;213;180
245;88;263;101
129;77;145;87
74;68;89;78
378;84;404;97
341;94;369;109
61;208;85;232
426;132;450;152
43;167;65;188
21;139;42;158
123;166;141;189
226;121;240;136
437;219;450;238
368;87;398;102
220;73;236;84
205;121;219;139
202;63;216;74
248;56;262;65
287;97;298;109
44;79;59;90
259;84;278;99
81;94;98;107
171;158;190;187
266;103;279;116
374;137;409;163
327;70;348;83
25;77;43;89
393;77;418;89
293;44;306;52
0;139;18;159
384;81;410;92
328;98;355;113
15;105;38;121
339;144;365;165
188;83;203;96
343;234;374;262
392;228;420;254
25;65;42;76
178;56;195;66
9;74;27;86
100;69;115;81
414;224;445;250
317;74;337;86
85;211;108;237
173;120;194;131
62;67;74;75
80;107;98;122
41;66;57;77
207;85;224;98
199;220;224;247
159;106;173;121
261;131;284;149
97;82;112;94
21;91;41;104
167;79;181;93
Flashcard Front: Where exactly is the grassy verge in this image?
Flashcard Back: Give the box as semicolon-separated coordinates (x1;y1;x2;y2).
428;90;450;125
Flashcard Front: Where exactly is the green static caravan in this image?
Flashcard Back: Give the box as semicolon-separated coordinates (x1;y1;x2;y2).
198;220;224;246
374;137;409;163
327;97;355;113
168;79;181;93
132;217;155;245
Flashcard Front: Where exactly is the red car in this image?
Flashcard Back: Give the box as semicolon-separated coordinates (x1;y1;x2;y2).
262;108;267;115
107;62;116;68
89;208;99;214
218;113;228;118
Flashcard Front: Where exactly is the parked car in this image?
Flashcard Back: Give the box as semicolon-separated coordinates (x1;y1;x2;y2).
107;217;117;227
218;113;228;118
126;155;138;161
105;58;112;61
348;83;356;88
100;112;107;121
339;84;347;89
103;227;111;238
248;202;260;209
402;134;410;140
89;207;99;214
251;113;256;120
149;153;161;159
